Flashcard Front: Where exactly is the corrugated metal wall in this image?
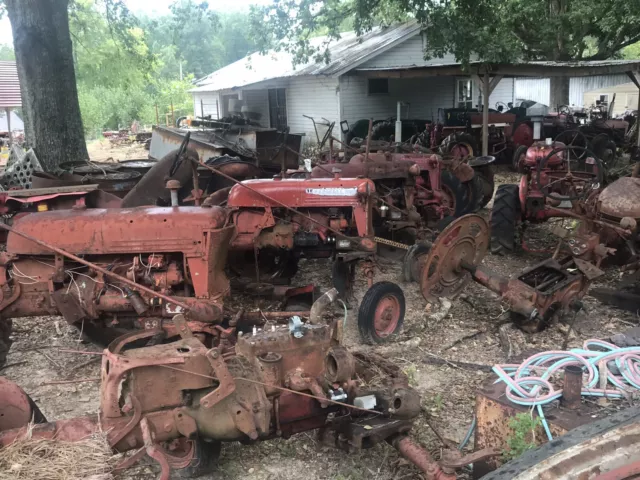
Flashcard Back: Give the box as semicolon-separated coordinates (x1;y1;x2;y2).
515;74;630;107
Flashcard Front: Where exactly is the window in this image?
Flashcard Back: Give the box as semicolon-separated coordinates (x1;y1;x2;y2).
368;78;389;95
268;88;287;130
456;78;473;109
596;94;609;105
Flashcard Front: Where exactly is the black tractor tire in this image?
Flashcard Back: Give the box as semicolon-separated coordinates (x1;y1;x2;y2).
474;165;495;208
512;145;528;172
590;134;617;166
442;132;478;157
0;319;12;368
358;282;405;344
370;121;395;142
490;184;521;254
482;406;640;480
441;170;472;217
402;242;432;283
173;439;222;478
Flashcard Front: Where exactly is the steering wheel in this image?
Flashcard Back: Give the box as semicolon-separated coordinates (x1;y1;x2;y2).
169;131;191;177
554;130;588;159
495;101;507;112
558;105;571;115
536;145;603;201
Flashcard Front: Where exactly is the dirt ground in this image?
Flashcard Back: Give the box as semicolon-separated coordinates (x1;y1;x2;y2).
3;166;639;480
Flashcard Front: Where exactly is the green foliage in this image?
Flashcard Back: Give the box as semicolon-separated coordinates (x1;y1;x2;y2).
623;42;640;59
503;412;542;461
250;0;640;67
66;0;256;137
0;44;14;60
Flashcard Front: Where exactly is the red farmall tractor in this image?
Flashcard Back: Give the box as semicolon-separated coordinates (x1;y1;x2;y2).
490;140;605;253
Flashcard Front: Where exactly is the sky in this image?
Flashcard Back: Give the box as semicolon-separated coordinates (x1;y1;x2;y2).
0;0;270;47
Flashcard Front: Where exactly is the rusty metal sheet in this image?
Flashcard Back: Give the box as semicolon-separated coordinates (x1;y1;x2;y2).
598;176;640;219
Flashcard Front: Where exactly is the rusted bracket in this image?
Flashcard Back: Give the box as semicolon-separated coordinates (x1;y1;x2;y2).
200;348;236;409
172;314;194;339
140;417;171;480
108;394;142;447
440;447;502;469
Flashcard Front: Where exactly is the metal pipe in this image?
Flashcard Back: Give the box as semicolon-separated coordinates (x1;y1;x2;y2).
364;118;373;162
390;435;455;480
309;287;339;325
482;72;489;156
0;223;192;311
561;364;583;409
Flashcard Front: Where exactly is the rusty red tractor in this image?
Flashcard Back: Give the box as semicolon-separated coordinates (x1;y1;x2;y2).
491;142;604;253
0;147;418;366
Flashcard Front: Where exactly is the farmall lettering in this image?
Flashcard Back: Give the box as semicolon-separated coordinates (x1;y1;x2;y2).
305;187;358;196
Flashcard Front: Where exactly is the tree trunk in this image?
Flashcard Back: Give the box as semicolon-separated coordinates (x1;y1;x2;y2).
549;76;571;112
6;0;88;171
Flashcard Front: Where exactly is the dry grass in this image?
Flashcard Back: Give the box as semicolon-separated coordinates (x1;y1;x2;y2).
0;425;117;480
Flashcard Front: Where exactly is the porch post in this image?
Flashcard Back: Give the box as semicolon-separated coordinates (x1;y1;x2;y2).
482;72;489;156
5;108;11;147
625;71;640;147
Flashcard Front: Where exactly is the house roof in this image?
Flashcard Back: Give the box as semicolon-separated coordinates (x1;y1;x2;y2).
0;61;21;108
192;21;421;93
356;60;640;78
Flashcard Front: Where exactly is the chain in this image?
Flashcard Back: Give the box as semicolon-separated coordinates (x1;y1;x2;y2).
374;236;410;250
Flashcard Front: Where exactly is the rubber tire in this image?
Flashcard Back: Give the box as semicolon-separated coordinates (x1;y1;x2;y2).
482;406;640;480
444;132;478;157
0;319;12;368
490;184;521;254
474;165;495;208
173;439;222;478
358;282;405;344
512;145;528;173
591;134;617;166
441;170;471;217
402;242;432;283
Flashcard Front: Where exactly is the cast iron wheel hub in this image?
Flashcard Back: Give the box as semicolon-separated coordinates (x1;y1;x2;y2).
420;214;489;302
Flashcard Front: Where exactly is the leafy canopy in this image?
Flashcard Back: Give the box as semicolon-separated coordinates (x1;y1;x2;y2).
249;0;640;66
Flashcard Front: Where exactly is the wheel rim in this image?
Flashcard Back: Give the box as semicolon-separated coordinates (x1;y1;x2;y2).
449;142;474;159
374;295;401;337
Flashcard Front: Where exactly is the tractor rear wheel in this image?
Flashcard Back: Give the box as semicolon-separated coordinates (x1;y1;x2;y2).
358;282;405;344
490;184;521;254
475;165;495;208
441;170;476;216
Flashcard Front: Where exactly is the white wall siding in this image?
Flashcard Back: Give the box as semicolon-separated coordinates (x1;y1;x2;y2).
241;89;269;127
569;74;630;107
286;76;340;145
515;74;631;107
339;74;454;124
515;78;550;105
192;92;221;118
359;34;458;68
488;78;515;108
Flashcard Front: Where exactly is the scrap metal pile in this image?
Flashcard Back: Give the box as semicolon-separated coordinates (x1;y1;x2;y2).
0;114;639;478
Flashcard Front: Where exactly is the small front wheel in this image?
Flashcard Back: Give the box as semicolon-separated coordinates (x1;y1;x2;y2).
358;282;405;344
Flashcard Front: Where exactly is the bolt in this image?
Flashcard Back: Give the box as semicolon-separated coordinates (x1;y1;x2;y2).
211;350;219;359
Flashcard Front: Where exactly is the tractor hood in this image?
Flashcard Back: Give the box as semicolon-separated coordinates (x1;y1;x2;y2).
599;176;640;220
226;178;375;208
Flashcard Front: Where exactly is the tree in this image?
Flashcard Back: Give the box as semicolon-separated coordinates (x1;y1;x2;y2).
250;0;640;106
4;0;88;170
0;44;14;61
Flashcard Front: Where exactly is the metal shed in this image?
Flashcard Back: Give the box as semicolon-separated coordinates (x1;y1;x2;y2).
355;60;640;152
